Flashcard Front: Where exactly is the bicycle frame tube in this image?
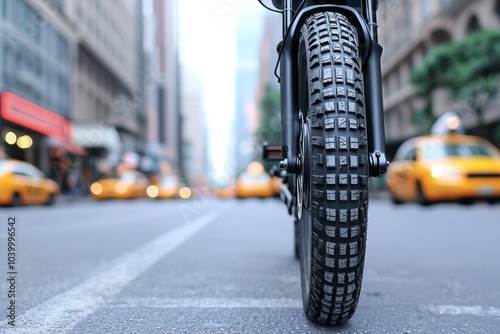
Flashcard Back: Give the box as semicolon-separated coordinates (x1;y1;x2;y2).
278;0;387;176
363;0;388;176
282;0;293;38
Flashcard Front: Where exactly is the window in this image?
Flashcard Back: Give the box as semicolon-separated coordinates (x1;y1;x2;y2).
58;34;69;68
421;0;431;20
404;0;413;31
53;0;64;12
0;161;8;175
466;15;481;34
120;173;137;183
396;66;402;91
76;4;82;19
496;0;500;21
160;177;178;187
50;73;60;112
404;148;417;161
45;25;56;57
422;142;499;160
1;0;7;18
13;165;42;178
440;0;454;10
59;75;69;117
394;140;417;161
20;1;42;45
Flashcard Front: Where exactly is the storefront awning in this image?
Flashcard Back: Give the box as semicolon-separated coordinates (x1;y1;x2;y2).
1;91;71;139
46;137;86;156
72;124;121;153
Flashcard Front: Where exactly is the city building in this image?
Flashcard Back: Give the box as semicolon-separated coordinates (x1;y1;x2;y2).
151;0;183;176
180;67;207;187
0;0;150;192
0;0;81;190
256;13;281;100
63;0;146;181
378;0;500;155
255;12;282;151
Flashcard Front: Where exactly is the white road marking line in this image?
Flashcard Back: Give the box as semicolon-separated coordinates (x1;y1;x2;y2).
109;297;303;309
364;276;425;284
0;207;230;333
430;305;500;317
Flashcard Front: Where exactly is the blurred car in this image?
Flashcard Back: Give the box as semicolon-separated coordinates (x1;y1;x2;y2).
212;182;236;199
236;161;275;199
146;175;191;199
90;170;149;200
0;159;60;206
269;165;284;198
386;134;500;204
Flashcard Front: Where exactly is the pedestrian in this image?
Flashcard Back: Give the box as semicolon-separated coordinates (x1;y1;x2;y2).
68;169;82;198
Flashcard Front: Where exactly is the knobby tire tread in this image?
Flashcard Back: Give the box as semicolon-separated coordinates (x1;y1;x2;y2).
300;12;369;325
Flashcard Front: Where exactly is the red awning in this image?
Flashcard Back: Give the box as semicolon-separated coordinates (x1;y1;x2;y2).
0;91;72;139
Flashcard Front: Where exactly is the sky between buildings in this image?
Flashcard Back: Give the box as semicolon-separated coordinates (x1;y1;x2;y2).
178;0;266;181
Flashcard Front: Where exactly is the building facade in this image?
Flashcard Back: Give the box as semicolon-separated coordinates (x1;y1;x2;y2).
0;0;148;192
256;14;281;99
180;67;207;187
0;0;81;189
64;0;146;179
379;0;500;154
152;0;183;175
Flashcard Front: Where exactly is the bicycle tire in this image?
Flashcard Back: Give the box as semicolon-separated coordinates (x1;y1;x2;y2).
296;11;369;325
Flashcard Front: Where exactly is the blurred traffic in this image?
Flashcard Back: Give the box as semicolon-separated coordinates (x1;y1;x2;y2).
147;175;191;200
236;161;277;199
0;1;499;333
0;1;498;209
90;170;150;201
386;113;500;205
0;158;60;206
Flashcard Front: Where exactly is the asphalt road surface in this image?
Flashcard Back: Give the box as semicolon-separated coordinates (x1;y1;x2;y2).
0;196;499;333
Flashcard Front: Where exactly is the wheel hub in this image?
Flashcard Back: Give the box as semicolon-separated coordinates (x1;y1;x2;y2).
297;116;309;219
297;115;312;304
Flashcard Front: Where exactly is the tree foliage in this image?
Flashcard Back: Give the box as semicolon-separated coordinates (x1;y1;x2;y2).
410;30;500;125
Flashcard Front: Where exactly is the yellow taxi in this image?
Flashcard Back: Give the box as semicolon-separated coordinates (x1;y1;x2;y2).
386;134;500;204
212;184;236;199
0;159;60;206
236;161;275;199
212;179;237;199
270;166;284;198
90;170;149;200
146;175;192;200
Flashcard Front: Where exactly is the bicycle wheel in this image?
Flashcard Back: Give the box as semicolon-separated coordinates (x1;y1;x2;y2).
296;11;369;325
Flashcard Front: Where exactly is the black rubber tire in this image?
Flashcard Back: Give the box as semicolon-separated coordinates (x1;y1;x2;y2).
390;191;404;205
296;12;369;326
294;219;300;259
416;182;431;206
46;193;56;206
11;193;22;207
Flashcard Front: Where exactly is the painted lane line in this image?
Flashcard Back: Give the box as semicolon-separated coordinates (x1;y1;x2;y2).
430;304;500;317
110;297;303;309
0;207;230;333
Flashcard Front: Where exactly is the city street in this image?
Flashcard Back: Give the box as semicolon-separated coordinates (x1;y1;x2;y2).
0;196;499;333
